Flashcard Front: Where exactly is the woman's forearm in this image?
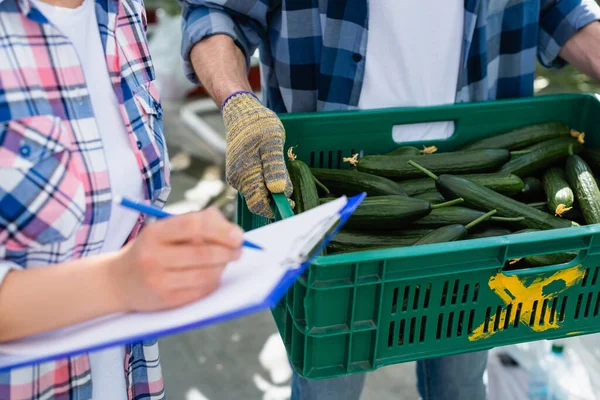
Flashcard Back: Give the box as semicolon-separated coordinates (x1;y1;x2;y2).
0;253;125;342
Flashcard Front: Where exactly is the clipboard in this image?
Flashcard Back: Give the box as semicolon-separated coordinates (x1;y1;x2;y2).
0;193;365;372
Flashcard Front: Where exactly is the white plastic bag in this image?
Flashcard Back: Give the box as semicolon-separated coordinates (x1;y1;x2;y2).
148;10;197;101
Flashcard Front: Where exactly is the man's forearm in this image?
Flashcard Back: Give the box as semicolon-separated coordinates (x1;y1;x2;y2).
190;35;253;107
560;21;600;82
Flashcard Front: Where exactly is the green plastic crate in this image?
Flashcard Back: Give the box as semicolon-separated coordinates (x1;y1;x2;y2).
237;93;600;380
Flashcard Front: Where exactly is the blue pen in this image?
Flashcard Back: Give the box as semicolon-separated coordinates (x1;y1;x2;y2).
115;196;263;250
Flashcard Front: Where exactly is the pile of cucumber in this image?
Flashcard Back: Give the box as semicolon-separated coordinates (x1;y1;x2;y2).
286;122;600;268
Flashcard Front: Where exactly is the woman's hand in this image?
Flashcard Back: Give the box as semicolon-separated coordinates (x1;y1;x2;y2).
110;207;244;312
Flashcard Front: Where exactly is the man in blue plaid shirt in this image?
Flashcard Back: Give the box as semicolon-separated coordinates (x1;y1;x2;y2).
180;1;600;399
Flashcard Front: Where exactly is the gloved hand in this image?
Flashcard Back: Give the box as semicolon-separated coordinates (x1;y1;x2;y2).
222;91;293;218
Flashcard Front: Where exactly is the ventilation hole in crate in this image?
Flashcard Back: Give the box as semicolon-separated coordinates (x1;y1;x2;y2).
336;150;342;169
398;319;406;345
594;293;600;317
492;306;501;332
413;285;421;310
436;314;444;340
441;281;449;306
351;148;356;157
446;312;454;338
457;310;465;337
473;283;480;302
327;150;333;169
468;309;475;335
483;308;491;333
462;284;470;304
420;316;427;342
559;297;568;322
388;321;395;348
409;318;416;344
549;298;558;325
585;292;593;318
309;152;315;167
318;152;324;168
529;301;539;327
514;303;523;328
582;268;590;287
391;287;399;314
592;267;599;286
539;299;548;326
504;304;513;330
451;281;459;305
424;284;431;309
575;294;583;320
402;287;410;312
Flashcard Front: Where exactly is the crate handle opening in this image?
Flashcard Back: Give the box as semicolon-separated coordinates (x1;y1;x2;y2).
501;249;585;276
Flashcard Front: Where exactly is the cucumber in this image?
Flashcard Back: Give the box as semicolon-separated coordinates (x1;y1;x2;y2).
525;252;578;267
461;122;570;150
414;191;447;204
519;176;544;202
311;168;407;196
397;173;524;196
412;206;485;228
468;228;512;239
288;148;319;213
319;195;463;230
542;168;574;217
407;160;575;230
386;146;422;156
565;154;600;225
327;229;433;254
351;149;510;179
413;210;497;245
499;137;582;177
581;148;600;173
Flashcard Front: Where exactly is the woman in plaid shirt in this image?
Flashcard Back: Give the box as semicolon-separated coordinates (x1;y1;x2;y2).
0;0;244;398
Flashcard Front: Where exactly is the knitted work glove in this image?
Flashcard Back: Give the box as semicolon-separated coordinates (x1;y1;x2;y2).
222;91;293;218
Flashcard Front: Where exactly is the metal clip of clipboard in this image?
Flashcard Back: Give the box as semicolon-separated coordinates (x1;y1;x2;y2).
280;213;342;270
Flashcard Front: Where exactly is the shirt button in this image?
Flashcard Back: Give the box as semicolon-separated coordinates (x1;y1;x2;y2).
352;53;363;62
19;144;31;157
136;140;142;150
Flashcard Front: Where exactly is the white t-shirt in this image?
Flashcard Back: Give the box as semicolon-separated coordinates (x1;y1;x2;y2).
30;0;145;398
358;1;464;143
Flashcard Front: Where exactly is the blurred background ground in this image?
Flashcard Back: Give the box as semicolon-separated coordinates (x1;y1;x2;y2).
141;5;600;399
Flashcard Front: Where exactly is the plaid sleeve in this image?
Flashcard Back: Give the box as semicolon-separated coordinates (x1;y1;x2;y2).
538;0;600;68
179;0;270;84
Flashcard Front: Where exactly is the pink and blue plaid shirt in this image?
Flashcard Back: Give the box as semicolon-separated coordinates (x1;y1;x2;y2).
0;0;171;398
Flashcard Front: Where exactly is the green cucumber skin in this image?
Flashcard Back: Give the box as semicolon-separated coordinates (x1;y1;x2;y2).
398;173;524;196
412;206;486;228
581;148;600;173
461;122;569;151
327;229;433;254
356;149;510;179
311;168;408;196
289;159;319;213
321;195;432;230
500;137;582;177
468;228;512;239
413;224;467;245
414;191;446;204
566;154;600;225
526;252;578;267
542;168;574;215
436;175;574;230
386;146;422;156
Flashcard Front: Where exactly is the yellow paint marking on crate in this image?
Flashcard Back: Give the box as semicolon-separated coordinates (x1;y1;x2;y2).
469;264;585;341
